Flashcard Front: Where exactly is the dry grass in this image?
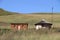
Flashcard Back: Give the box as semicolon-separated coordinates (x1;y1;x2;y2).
0;14;60;28
0;28;60;40
0;13;60;40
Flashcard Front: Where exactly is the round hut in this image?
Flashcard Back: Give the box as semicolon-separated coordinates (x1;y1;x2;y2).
35;19;52;30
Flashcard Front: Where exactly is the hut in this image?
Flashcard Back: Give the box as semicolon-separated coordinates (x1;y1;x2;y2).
35;19;52;30
11;23;28;30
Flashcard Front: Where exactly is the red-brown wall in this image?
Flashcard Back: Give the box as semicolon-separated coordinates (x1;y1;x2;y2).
11;23;28;30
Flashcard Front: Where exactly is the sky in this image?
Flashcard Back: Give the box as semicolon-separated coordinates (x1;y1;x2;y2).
0;0;60;13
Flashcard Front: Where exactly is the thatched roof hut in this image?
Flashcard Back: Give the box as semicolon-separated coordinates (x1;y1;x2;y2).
35;19;52;30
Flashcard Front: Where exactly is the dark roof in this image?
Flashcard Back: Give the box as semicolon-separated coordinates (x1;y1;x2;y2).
35;19;52;25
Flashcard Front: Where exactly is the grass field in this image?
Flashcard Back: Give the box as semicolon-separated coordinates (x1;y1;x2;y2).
0;13;60;40
0;13;60;28
0;28;60;40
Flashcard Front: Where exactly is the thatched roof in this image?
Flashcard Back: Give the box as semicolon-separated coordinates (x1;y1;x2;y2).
35;19;52;25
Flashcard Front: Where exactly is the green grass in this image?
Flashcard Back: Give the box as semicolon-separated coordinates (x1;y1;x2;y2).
0;28;60;40
0;8;19;16
0;13;60;29
0;9;60;40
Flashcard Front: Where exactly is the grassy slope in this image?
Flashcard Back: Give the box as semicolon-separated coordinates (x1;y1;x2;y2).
0;8;20;28
0;8;19;16
0;9;60;29
0;13;60;29
0;9;60;40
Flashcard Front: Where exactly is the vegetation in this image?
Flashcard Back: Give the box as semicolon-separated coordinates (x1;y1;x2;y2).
0;28;60;40
0;12;60;29
0;8;60;40
0;8;19;16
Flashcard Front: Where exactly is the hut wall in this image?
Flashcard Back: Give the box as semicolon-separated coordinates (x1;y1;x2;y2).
11;23;28;30
35;25;42;30
23;25;28;30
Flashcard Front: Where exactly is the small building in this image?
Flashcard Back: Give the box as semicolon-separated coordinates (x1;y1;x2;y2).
11;23;28;30
35;19;52;30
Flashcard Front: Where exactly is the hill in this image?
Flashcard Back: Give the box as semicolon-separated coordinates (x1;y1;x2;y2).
0;8;19;16
0;8;60;29
0;8;60;40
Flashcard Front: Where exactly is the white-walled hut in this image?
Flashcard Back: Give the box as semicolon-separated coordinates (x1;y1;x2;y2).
35;19;52;30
